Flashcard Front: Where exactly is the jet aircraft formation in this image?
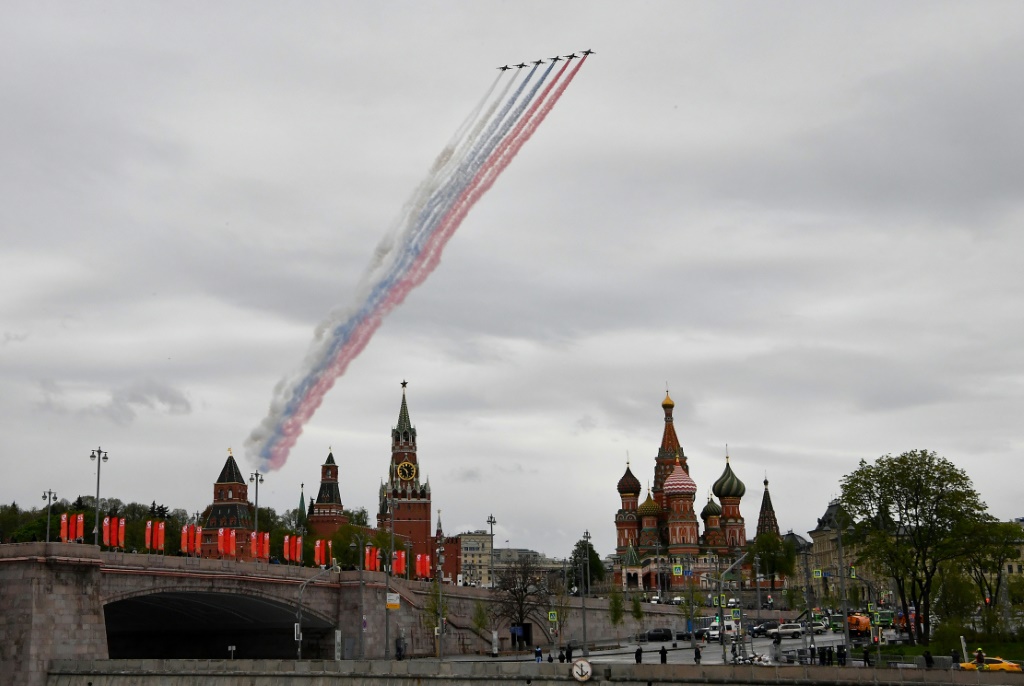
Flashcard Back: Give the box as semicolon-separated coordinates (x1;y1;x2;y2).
497;49;594;71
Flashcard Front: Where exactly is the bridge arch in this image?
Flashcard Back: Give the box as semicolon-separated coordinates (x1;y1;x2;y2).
104;587;336;659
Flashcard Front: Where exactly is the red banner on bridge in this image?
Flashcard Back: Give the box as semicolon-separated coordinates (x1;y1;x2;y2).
60;513;68;542
145;521;152;550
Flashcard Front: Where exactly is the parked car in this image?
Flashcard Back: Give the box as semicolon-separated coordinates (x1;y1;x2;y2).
767;623;803;639
675;628;692;640
693;626;711;641
646;628;673;642
726;597;740;608
751;620;779;637
960;657;1022;673
810;621;827;634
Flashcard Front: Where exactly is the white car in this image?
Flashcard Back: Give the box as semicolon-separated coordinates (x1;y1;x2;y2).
767;623;803;639
811;622;827;634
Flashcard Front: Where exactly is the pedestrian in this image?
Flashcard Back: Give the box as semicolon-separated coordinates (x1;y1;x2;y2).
660;645;668;664
809;644;816;665
923;650;934;669
951;648;960;667
827;645;834;666
837;643;846;667
635;646;643;664
731;642;738;662
694;645;702;665
547;651;554;663
974;648;985;666
558;649;566;663
566;644;573;662
863;647;871;667
534;646;543;662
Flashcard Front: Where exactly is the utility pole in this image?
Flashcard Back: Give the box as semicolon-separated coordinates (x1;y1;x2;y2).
249;470;264;558
719;552;747;665
385;495;395;658
581;530;591;657
41;490;57;543
89;447;108;545
487;514;497;588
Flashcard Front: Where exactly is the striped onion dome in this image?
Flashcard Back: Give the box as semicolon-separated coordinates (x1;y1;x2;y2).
701;495;722;519
637;490;662;517
663;459;697;495
712;456;746;499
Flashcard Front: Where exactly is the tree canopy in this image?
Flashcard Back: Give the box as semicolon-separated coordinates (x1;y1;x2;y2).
840;449;988;645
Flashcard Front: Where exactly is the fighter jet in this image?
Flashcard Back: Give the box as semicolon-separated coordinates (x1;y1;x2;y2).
497;65;512;71
532;59;544;65
549;55;562;62
515;62;528;68
563;53;578;60
581;49;595;55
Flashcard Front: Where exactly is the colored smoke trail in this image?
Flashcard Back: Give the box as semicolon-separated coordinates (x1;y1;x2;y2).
245;59;586;471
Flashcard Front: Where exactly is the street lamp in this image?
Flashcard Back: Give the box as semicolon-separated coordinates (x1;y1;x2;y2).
436;524;445;660
487;513;496;589
296;562;340;660
581;529;591;657
41;490;57;543
384;495;396;658
349;534;365;658
249;470;264;558
89;447;108;546
823;516;852;663
719;552;747;665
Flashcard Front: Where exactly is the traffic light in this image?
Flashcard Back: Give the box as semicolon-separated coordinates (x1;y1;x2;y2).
984;597;991;607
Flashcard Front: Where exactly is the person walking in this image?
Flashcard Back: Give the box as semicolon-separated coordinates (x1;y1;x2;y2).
863;647;871;667
694;645;702;665
558;649;565;663
837;643;846;666
566;644;574;662
660;645;668;664
974;648;985;666
534;646;542;663
827;645;834;666
923;650;934;669
635;646;643;664
951;648;960;667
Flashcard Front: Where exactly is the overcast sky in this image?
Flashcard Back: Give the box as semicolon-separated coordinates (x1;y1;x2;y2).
3;2;1023;559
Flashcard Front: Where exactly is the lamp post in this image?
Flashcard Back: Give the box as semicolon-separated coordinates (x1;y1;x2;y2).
249;470;264;557
385;495;394;659
581;529;591;657
89;447;108;546
436;521;445;660
349;534;365;659
296;563;340;659
41;490;57;543
487;513;496;589
719;552;747;665
824;515;852;663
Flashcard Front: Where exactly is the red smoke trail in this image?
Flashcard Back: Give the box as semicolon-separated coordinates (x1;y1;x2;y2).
262;59;587;470
406;57;588;291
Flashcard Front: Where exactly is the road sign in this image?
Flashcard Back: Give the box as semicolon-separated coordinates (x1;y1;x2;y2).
386;592;400;610
672;564;683;576
548;610;558;622
683;569;693;577
294;623;302;641
732;609;741;620
813;569;822;578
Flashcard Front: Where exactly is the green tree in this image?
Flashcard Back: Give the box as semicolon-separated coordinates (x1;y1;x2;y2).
840;449;988;645
472;599;491;635
630;593;645;635
608;588;625;639
567;537;604;595
749;532;796;596
960;519;1021;634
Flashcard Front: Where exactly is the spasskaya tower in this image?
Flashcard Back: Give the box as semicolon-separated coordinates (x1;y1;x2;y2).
377;381;432;561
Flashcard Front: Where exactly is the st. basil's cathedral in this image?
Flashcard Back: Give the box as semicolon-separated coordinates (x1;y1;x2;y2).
614;391;779;594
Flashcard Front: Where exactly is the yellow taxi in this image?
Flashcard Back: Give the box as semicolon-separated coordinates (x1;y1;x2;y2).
960;657;1022;672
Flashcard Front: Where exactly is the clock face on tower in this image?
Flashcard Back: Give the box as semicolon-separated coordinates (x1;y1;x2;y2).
397;461;417;481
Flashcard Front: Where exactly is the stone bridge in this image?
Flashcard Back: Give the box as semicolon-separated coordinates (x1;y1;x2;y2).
1;542;689;686
0;542;503;686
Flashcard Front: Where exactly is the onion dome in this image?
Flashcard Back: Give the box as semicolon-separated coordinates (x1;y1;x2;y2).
712;456;746;499
637;490;661;517
663;460;697;495
617;463;642;495
662;391;675;410
701;495;722;519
